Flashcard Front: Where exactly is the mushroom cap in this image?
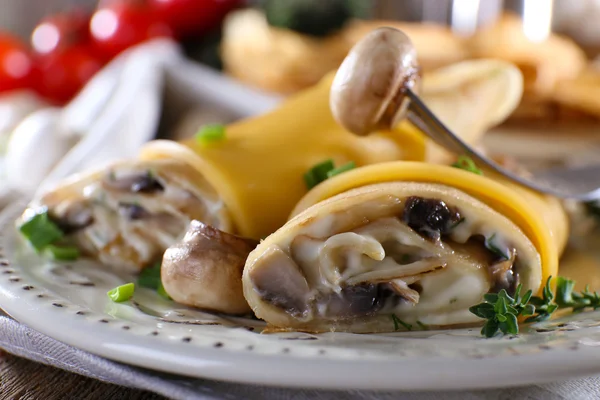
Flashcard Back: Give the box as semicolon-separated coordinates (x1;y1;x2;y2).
330;27;420;136
161;221;258;315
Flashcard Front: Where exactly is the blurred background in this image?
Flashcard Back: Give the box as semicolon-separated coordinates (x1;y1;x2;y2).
1;0;599;104
1;0;599;105
2;0;600;198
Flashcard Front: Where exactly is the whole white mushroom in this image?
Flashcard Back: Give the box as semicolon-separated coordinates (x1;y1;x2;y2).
329;27;421;136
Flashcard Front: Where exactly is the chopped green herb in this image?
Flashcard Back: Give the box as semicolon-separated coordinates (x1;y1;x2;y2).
326;161;356;178
416;320;429;330
449;297;458;304
138;262;171;300
304;159;335;189
195;123;225;145
484;234;509;260
45;244;80;261
107;283;135;303
157;283;171;300
391;314;412;331
19;210;64;252
304;159;357;189
452;156;483;175
137;263;161;289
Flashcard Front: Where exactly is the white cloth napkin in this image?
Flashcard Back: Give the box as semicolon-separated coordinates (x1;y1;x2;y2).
2;38;280;200
1;314;599;400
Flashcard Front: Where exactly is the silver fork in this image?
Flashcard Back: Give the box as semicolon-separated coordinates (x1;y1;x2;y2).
405;89;600;201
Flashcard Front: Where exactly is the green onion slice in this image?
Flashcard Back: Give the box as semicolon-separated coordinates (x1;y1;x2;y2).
107;283;135;303
46;244;80;261
304;159;335;189
19;210;64;252
326;161;356;178
451;156;482;175
195;123;225;145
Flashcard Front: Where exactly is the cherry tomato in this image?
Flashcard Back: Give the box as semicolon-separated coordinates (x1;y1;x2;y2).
90;2;173;60
31;10;92;56
35;45;103;104
149;0;243;38
0;34;36;93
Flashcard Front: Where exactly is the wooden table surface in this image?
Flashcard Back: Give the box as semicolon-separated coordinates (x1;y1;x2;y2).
0;352;166;399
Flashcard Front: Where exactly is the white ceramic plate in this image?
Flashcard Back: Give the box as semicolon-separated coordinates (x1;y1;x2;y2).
3;201;600;391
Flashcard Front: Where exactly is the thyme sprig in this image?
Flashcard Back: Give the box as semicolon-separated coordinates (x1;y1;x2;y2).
469;283;534;337
555;276;600;312
470;276;600;338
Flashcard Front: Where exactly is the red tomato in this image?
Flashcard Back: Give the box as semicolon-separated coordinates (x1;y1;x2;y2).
90;2;173;60
31;10;92;56
149;0;243;38
35;45;103;104
0;34;36;93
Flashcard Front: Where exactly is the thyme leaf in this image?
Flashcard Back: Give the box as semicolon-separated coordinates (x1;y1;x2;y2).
470;276;600;337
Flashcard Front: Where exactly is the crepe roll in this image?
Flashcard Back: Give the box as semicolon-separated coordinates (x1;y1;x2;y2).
140;58;522;240
242;162;567;332
18;159;232;272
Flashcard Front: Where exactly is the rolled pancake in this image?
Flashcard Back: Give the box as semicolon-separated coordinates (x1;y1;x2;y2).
242;162;567;332
140;59;523;239
221;9;470;94
19;159;232;272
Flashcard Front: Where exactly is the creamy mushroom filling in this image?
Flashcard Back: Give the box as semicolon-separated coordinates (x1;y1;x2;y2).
249;195;524;323
35;160;231;272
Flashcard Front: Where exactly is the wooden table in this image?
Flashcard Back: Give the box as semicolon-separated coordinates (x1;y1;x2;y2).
0;352;165;399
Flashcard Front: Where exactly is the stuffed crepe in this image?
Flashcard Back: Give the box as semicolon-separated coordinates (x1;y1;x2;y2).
242;162;567;332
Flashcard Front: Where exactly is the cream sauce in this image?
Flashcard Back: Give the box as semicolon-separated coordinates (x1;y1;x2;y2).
284;196;533;322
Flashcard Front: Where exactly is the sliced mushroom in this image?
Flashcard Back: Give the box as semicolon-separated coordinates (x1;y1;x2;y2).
402;196;462;241
389;279;420;304
161;220;258;314
102;171;164;193
317;283;385;319
490;248;518;293
248;245;311;318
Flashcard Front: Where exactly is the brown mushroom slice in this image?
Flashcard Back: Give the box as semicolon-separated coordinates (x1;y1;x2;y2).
162;221;258;315
243;182;541;333
249;245;311;319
